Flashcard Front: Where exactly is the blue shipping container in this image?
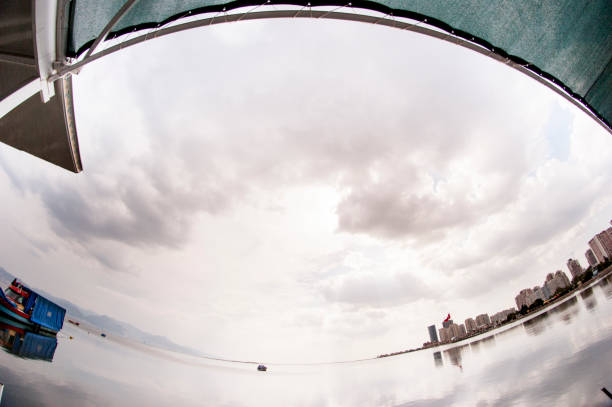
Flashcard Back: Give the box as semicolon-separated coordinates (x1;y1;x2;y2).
30;296;66;332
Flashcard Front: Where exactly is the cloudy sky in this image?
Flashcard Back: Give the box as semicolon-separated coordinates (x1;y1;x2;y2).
0;17;611;362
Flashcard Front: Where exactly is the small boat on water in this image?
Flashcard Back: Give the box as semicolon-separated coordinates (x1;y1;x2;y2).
257;364;267;371
0;279;66;335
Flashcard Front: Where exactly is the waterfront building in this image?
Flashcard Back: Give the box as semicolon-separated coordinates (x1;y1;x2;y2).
532;286;545;302
442;319;453;329
439;327;451;343
515;288;534;309
449;323;463;340
585;249;598;267
490;311;502;326
542;283;552;299
543;277;556;300
475;314;491;328
595;231;612;258
517;285;546;308
555;270;571;288
490;308;516;325
439;323;467;342
589;236;607;264
567;258;584;279
428;325;439;343
465;318;478;333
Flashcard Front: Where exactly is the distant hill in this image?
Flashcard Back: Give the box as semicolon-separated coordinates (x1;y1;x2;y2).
0;266;206;358
0;266;15;284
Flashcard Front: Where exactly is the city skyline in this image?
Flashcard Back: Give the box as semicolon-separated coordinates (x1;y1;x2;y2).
426;222;612;346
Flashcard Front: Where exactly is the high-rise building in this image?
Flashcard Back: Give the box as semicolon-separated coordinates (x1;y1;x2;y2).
464;318;478;333
449;323;464;340
595;231;612;258
490;308;516;325
555;270;571;287
532;286;545;302
516;280;557;308
442;319;453;329
589;236;608;263
515;288;534;309
567;258;584;279
438;323;467;342
585;249;598;267
428;325;439;343
439;327;451;342
475;314;491;328
541;283;552;299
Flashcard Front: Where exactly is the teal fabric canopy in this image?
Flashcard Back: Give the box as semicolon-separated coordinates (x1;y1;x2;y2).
67;0;611;130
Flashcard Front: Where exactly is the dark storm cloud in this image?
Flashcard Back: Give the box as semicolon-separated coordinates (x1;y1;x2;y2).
32;162;240;248
335;154;523;241
336;178;470;240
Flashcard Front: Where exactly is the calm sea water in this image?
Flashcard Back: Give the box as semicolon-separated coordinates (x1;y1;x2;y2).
1;276;611;407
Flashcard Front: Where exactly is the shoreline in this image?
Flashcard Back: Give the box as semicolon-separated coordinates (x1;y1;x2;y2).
377;265;612;359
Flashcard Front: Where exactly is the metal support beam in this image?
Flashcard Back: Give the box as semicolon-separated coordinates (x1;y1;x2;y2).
83;0;140;59
34;0;58;102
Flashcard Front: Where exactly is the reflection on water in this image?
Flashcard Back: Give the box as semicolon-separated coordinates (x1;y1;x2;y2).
550;296;580;324
0;317;58;362
0;275;610;407
432;351;442;367
581;287;598;311
523;311;550;336
444;345;468;370
599;276;612;299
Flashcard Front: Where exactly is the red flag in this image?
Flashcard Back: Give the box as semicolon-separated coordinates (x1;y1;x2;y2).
443;313;451;322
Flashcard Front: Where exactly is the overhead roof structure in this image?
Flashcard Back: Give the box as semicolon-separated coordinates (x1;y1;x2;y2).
1;1;81;172
1;0;610;173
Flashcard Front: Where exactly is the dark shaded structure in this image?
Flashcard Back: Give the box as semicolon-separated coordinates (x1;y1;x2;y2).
0;1;81;172
427;324;438;343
